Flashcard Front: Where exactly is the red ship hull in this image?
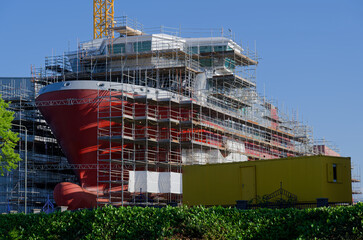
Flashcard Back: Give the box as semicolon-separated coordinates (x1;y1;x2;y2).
36;80;296;209
37;89;109;188
36;81;187;209
36;82;129;209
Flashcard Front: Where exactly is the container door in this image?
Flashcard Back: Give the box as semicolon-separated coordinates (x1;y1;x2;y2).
240;166;256;201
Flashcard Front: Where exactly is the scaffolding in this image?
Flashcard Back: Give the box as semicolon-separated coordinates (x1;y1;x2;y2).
313;138;340;156
351;163;361;201
35;17;312;207
29;16;346;207
0;78;77;213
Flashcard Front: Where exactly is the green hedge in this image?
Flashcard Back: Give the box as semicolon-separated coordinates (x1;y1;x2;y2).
1;204;363;239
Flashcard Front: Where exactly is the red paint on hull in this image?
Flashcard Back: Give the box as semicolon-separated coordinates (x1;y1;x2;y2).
36;89;122;190
53;182;97;210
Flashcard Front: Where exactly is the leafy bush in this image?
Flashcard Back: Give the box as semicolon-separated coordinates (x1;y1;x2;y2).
1;204;363;239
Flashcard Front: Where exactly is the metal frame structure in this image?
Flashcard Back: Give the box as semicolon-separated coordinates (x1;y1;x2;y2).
0;78;78;213
93;0;114;39
32;18;321;207
9;16;352;208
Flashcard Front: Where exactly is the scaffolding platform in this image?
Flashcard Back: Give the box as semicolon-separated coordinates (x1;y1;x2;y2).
113;26;143;36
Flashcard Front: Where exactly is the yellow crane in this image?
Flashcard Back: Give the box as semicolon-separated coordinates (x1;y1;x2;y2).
93;0;114;39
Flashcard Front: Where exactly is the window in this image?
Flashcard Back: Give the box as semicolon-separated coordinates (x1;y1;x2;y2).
224;58;236;70
199;46;212;53
214;45;227;52
189;46;198;54
200;59;213;67
107;43;125;54
133;41;152;52
327;163;340;183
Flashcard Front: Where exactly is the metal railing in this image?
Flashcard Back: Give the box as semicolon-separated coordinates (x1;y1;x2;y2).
113;16;144;32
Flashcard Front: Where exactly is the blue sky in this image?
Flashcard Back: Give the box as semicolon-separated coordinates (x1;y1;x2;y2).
1;1;362;174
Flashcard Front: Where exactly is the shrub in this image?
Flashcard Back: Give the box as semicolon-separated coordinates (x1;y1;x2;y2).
1;204;363;239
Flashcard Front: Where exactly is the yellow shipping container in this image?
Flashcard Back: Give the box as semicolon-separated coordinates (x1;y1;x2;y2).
182;156;352;206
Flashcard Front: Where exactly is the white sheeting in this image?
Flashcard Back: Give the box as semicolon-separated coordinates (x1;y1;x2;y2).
182;142;248;164
226;139;245;153
128;171;182;194
225;152;248;162
182;149;225;165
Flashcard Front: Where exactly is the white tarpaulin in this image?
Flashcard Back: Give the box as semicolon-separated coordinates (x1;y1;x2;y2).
226;139;245;153
128;171;182;194
182;143;247;164
182;149;224;165
170;172;182;193
225;152;248;162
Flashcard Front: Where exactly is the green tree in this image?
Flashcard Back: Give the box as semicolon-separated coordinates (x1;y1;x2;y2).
0;96;20;175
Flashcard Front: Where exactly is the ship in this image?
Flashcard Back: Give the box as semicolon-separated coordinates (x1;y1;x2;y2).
35;17;321;209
